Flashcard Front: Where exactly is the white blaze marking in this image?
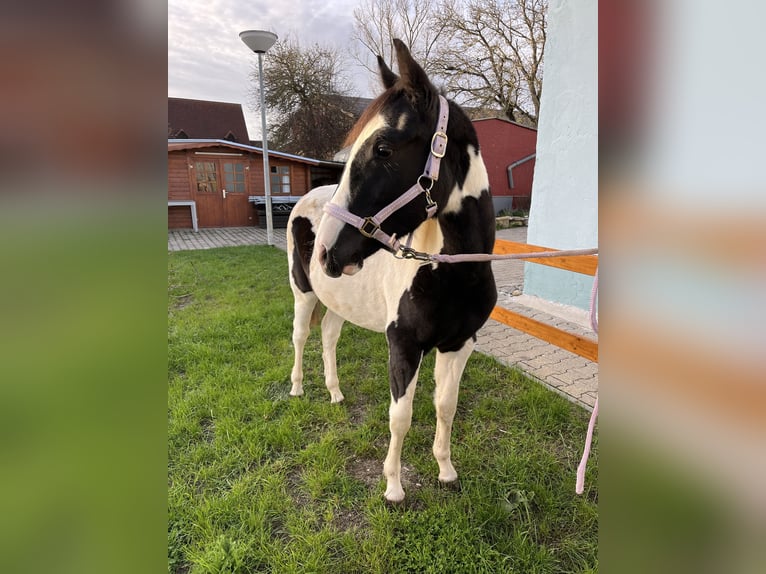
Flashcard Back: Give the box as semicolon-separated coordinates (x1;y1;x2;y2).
315;114;388;251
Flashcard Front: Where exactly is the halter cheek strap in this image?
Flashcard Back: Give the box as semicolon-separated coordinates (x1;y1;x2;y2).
323;95;450;253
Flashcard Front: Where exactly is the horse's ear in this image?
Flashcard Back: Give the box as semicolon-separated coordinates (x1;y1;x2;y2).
392;38;436;104
377;55;398;89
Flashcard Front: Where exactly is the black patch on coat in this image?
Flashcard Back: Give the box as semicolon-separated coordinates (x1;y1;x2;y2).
391;256;497;353
290;216;314;293
385;187;498;402
385;260;496;402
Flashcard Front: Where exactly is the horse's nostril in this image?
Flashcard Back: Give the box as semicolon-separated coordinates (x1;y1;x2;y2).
318;244;328;265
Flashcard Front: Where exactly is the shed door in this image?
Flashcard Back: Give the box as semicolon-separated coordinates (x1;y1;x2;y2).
192;159;251;227
221;161;251;226
193;160;224;227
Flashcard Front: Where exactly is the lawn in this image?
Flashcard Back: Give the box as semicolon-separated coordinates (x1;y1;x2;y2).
168;245;598;573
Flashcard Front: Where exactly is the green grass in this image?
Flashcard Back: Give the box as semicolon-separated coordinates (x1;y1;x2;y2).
168;245;598;573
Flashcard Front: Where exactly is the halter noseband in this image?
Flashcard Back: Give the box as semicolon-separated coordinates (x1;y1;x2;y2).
323;95;449;254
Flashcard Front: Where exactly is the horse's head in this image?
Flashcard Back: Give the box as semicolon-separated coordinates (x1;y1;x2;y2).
316;39;460;277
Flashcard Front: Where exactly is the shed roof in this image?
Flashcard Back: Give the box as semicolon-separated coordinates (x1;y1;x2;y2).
168;98;250;143
168;139;345;168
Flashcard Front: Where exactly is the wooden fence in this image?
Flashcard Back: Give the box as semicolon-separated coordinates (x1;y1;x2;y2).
490;240;599;362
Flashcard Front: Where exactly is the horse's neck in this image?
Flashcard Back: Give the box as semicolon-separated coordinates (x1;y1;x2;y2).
407;199;493;257
412;141;493;256
436;166;494;255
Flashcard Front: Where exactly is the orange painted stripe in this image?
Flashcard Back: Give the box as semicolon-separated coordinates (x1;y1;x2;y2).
490;306;599;362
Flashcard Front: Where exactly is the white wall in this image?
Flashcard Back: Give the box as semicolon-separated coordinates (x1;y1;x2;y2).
524;0;598;310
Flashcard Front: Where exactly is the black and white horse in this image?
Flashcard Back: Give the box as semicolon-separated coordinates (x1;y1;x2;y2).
286;40;497;502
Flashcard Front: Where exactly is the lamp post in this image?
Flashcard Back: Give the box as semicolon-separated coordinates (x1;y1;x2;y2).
240;30;278;246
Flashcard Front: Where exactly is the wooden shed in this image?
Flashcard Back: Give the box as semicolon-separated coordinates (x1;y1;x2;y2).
473;118;538;213
168;139;343;230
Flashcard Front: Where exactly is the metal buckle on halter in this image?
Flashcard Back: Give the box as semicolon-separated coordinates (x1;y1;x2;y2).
424;190;436;210
418;174;434;192
430;131;448;158
359;217;380;238
416;175;438;217
394;245;433;262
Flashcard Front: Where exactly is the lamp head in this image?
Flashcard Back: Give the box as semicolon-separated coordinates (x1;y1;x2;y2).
239;30;278;54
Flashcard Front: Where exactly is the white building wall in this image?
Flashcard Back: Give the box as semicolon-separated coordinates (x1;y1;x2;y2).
524;0;598;309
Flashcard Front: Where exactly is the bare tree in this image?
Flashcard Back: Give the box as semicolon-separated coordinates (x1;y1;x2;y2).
351;0;546;126
434;0;546;125
352;0;446;80
249;37;357;160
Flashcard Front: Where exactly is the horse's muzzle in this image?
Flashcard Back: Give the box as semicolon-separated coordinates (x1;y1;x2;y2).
318;244;363;278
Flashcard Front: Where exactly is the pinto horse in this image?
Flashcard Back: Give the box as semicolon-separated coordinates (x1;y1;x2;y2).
286;40;497;502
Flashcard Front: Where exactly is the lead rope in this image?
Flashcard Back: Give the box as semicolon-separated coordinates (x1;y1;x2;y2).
426;247;598;263
576;268;598;494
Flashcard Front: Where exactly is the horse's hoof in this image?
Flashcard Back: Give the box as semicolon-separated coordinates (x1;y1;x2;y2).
384;486;405;504
438;478;461;492
384;497;406;509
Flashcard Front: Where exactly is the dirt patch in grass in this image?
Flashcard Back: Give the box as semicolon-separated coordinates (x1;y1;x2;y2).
347;457;426;499
285;465;311;508
199;417;215;443
333;506;368;532
283;463;369;533
347;457;382;488
345;401;367;425
172;294;193;310
399;464;426;495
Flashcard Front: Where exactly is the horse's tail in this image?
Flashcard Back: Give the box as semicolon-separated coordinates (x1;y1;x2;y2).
309;301;323;328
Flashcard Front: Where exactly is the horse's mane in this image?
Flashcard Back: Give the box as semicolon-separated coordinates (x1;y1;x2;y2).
342;88;397;148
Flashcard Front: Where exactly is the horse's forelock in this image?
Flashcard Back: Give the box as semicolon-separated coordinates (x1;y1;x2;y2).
343;88;398;149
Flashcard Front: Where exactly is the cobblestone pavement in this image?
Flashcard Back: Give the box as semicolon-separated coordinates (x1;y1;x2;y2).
480;228;598;410
169;226;598;410
168;227;287;252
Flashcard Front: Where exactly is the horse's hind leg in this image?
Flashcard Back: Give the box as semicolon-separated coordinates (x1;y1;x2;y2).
432;339;474;485
320;309;345;403
290;291;319;397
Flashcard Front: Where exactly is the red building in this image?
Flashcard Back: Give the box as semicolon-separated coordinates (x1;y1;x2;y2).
473;118;538;212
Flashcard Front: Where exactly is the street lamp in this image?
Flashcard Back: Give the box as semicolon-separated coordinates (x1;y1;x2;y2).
240;29;278;246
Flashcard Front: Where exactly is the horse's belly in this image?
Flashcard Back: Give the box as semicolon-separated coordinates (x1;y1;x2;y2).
309;250;421;333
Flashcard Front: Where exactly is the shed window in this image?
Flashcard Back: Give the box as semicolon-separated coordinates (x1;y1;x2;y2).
195;161;218;193
270;165;291;194
223;162;246;193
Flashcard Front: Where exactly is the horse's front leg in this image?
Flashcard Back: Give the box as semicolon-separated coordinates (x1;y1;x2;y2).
383;328;423;503
433;339;474;485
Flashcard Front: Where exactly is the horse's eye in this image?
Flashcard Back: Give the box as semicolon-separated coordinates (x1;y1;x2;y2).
375;144;393;159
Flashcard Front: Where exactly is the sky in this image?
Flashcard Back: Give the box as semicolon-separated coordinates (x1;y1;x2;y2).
168;0;379;140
